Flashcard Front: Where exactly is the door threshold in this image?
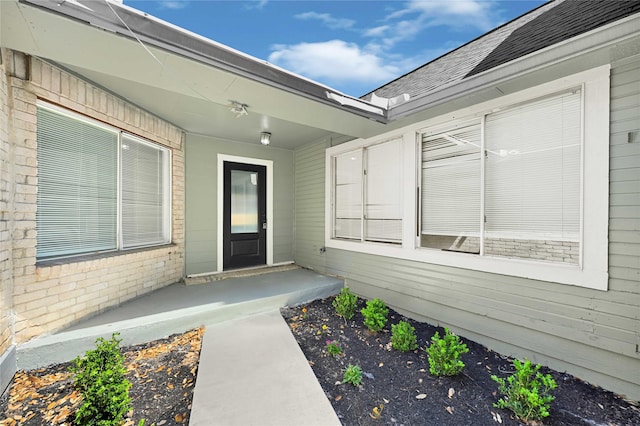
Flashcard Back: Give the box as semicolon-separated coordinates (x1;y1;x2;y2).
184;263;298;285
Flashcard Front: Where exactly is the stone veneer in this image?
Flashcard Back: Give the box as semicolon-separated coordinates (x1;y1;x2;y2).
2;49;185;345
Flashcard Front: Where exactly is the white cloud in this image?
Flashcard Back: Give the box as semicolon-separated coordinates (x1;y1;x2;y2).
363;25;390;38
367;0;499;50
158;0;189;10
268;40;400;86
295;12;355;30
244;0;269;11
267;0;512;94
407;0;495;30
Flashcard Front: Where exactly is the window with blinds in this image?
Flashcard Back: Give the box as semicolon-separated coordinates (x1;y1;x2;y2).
420;89;582;264
333;139;402;244
121;134;170;249
334;150;362;240
421;123;481;253
36;104;171;260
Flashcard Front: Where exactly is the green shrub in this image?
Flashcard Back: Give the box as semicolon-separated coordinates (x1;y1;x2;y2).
391;321;418;352
360;298;389;332
70;333;131;426
426;328;469;376
325;340;343;356
332;287;358;321
343;364;363;386
491;359;557;422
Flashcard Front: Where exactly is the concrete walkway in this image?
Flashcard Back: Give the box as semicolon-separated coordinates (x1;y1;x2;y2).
189;311;341;426
16;266;343;425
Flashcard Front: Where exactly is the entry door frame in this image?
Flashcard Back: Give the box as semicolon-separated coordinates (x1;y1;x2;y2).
217;154;273;272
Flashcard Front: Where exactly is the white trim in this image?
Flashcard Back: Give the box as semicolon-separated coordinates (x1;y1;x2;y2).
217;154;274;272
325;66;610;291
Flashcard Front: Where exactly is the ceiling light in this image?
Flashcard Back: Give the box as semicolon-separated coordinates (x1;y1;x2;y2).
260;132;271;146
228;101;248;118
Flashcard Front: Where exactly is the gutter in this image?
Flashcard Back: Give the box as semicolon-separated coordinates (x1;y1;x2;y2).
388;12;640;121
19;0;388;122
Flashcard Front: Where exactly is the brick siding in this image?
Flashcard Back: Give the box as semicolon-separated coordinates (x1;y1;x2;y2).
4;51;185;344
421;234;579;264
0;49;14;356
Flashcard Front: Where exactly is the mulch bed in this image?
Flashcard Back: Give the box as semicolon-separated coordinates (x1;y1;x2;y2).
281;297;640;426
0;327;203;425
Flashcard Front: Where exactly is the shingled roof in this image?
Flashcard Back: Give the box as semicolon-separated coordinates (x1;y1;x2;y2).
366;0;640;101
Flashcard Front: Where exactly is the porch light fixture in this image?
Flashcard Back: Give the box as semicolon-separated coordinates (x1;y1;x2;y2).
260;132;271;146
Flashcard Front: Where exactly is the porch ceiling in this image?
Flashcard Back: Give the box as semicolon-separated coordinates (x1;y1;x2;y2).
1;0;388;149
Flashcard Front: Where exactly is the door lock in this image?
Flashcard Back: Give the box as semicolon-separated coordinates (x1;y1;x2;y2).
262;222;267;230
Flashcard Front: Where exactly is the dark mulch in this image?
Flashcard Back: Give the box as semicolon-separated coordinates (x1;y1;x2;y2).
0;327;203;425
281;297;640;426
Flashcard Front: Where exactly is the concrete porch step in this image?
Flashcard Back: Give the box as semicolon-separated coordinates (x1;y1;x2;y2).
16;267;343;370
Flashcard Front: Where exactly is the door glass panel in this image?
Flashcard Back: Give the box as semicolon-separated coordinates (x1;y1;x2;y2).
231;170;258;233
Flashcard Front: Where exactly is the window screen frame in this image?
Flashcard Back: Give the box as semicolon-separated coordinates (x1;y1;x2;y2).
418;88;583;265
331;138;404;245
36;102;172;261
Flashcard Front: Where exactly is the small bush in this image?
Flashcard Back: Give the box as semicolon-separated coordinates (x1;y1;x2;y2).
360;298;389;332
70;333;131;426
426;328;469;376
491;359;557;422
332;287;358;321
391;321;418;352
325;340;343;356
343;364;363;386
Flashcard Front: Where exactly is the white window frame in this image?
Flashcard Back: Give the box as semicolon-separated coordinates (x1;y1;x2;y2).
36;102;172;260
328;137;405;246
325;66;609;290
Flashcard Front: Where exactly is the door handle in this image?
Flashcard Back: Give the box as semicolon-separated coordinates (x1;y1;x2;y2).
262;222;267;230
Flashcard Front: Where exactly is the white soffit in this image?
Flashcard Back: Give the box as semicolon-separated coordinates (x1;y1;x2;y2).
1;0;388;147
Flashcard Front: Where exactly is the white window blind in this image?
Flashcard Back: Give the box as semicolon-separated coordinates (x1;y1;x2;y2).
121;134;170;248
334;150;362;240
36;107;118;258
365;139;402;243
484;90;581;241
36;105;171;260
421;124;481;238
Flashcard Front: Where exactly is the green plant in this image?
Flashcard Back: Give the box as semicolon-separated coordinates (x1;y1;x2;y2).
70;333;131;426
360;298;389;332
325;340;343;356
332;287;358;321
391;321;418;352
343;364;363;386
426;328;469;376
491;359;557;422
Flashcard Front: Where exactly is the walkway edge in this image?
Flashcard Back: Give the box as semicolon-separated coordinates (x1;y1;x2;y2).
189;310;341;426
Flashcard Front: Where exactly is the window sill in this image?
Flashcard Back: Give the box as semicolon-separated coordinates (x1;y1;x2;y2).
36;243;177;268
325;238;608;291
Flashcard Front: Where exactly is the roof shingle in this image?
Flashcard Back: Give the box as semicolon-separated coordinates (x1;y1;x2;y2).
367;0;640;102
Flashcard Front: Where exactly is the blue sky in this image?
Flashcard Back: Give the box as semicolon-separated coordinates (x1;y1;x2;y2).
124;0;547;96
